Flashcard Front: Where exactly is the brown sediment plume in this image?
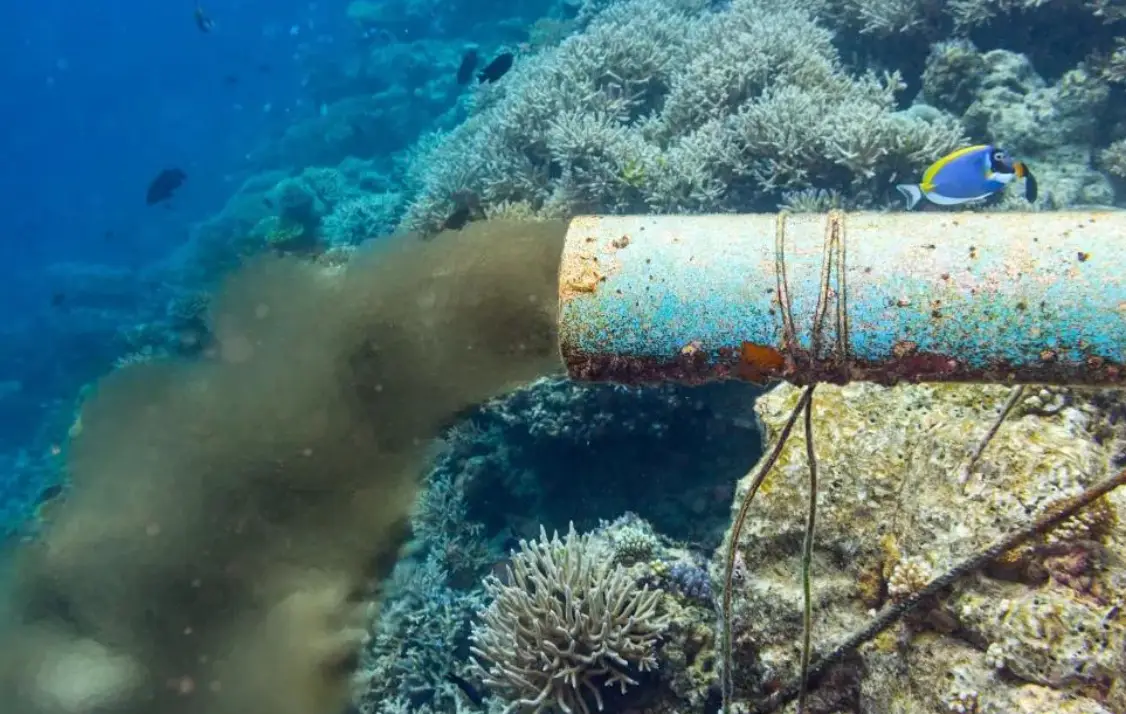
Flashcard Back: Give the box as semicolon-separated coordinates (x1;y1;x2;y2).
0;219;567;714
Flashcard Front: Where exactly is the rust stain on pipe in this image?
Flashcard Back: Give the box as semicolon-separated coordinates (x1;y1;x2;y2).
557;212;1126;387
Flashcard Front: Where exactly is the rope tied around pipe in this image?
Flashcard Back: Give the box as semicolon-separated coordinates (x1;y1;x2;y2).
558;212;1126;388
774;210;853;384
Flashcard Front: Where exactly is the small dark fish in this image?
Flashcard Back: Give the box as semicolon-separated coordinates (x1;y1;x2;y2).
34;482;67;523
146;168;187;206
1023;165;1038;203
262;196;275;209
489;558;514;585
477;52;514;84
456;49;478;85
445;673;484;707
438;190;482;234
36;484;64;505
223;74;240;86
50;292;66;308
194;5;215;33
442;204;472;231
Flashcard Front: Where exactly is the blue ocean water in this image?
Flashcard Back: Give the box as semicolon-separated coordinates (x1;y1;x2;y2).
0;0;552;534
1;0;1125;712
0;0;336;519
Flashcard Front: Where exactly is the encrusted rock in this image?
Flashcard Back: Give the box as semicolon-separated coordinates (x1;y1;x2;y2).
715;382;1125;713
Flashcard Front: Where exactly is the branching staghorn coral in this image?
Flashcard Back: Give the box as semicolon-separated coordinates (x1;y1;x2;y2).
826;0;1124;35
828;0;939;35
410;466;494;581
470;523;670;714
354;553;485;714
399;0;965;232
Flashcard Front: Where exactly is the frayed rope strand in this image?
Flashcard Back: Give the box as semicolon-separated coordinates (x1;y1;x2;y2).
721;384;816;714
796;389;818;714
750;465;1126;714
958;384;1025;485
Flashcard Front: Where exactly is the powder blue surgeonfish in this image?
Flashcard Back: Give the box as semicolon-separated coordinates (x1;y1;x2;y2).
896;144;1038;209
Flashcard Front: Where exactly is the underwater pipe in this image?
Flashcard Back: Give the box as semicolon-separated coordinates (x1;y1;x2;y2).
557;211;1126;387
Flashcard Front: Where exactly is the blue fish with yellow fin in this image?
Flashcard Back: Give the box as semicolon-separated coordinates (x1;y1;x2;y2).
896;144;1037;209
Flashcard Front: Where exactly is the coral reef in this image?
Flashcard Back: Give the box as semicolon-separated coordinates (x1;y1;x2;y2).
666;560;714;604
321;192;405;246
610;515;661;565
399;0;967;232
11;0;1126;711
921;42;1117;209
179;158;402;288
1099;137;1126;177
410;458;494;585
354;553;485;714
420;376;763;556
717;381;1126;713
921;39;986;115
827;0;1124;40
356;510;720;714
961;52;1108;153
15;0;1126;554
469;523;670;713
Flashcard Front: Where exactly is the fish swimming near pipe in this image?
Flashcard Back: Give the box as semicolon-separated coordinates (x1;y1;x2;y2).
445;672;485;706
456;48;479;85
896;144;1037;210
146;167;187;206
477;51;514;83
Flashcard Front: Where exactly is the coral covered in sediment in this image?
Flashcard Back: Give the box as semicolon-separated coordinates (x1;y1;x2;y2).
717;381;1126;713
354;553;485;714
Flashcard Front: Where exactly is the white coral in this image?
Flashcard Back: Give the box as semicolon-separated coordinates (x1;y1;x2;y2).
398;0;967;230
469;523;669;714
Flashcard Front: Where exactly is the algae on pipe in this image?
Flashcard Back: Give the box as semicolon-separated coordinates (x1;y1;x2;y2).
557;212;1126;387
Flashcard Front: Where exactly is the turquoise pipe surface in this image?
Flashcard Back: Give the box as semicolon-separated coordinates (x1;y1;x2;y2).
557;212;1126;386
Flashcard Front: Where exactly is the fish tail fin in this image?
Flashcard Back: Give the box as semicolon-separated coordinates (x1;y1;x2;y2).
1017;163;1038;203
895;184;923;210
